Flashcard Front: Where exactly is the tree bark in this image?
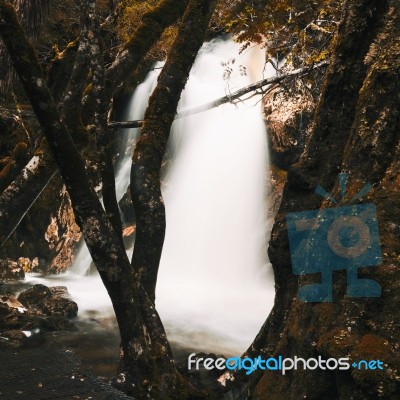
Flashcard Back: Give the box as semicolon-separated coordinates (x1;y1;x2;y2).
130;0;217;302
104;0;189;98
0;1;216;398
61;0;93;141
87;0;124;245
244;1;400;399
0;3;171;399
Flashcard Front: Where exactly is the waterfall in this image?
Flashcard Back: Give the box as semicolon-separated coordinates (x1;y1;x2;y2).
157;39;275;355
26;38;275;356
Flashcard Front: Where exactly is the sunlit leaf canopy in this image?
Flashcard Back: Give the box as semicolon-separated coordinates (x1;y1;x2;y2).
118;0;342;68
0;0;342;96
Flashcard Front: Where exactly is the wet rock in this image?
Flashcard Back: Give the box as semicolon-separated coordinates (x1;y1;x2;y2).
0;294;26;312
43;297;78;319
44;188;82;273
2;177;81;275
17;284;52;306
0;286;78;349
0;301;14;320
17;256;40;272
1;329;26;348
0;259;25;281
18;284;78;319
264;88;315;170
49;285;71;298
0;302;30;348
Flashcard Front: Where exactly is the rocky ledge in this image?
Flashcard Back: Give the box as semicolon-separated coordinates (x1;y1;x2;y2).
0;283;78;348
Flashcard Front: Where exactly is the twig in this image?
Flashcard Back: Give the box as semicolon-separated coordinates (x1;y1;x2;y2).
108;60;329;129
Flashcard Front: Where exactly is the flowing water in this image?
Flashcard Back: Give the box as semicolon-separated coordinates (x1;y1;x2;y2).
25;38;276;364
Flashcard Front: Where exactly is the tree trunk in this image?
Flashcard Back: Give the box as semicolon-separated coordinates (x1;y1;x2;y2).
0;1;217;398
130;0;217;302
104;0;189;97
246;0;400;399
0;0;189;247
0;2;156;398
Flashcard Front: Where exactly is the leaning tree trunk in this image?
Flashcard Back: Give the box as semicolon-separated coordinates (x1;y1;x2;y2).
0;0;149;386
0;0;189;249
246;0;400;399
121;0;217;396
0;0;219;398
0;2;182;399
130;0;217;302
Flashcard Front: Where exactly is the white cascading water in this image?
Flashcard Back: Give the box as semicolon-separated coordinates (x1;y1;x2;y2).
25;38;275;356
157;39;275;355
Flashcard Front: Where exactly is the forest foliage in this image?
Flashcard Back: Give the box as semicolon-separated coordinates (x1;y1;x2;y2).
116;0;342;68
0;0;342;101
219;0;341;65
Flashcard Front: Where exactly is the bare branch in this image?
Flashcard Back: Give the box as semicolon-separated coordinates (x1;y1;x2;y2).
109;60;329;129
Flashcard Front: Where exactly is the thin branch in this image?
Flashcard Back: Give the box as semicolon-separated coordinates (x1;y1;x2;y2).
108;119;144;129
109;60;329;129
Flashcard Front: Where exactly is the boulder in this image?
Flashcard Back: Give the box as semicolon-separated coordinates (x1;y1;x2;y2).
18;284;78;319
0;284;78;349
17;284;52;306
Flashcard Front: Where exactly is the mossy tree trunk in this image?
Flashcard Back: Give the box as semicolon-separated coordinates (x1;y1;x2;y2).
0;0;217;398
246;0;400;399
0;0;189;250
130;0;217;302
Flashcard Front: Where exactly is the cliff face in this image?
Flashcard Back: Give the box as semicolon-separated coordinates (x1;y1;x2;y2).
253;1;400;398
